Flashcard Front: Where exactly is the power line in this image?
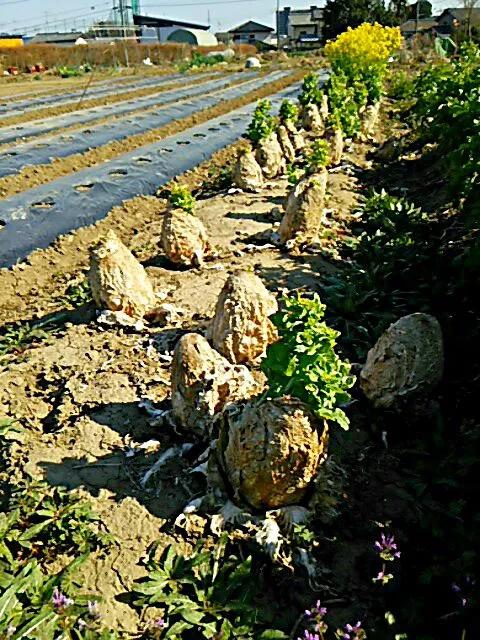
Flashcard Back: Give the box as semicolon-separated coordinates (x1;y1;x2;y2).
142;0;264;6
0;3;112;30
0;0;31;6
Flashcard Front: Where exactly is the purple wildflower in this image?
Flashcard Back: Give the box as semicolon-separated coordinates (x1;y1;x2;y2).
305;600;327;618
51;588;74;611
87;600;101;620
6;626;16;638
340;621;366;640
314;620;328;634
452;583;461;593
303;632;320;640
374;533;401;561
147;617;166;628
373;570;393;585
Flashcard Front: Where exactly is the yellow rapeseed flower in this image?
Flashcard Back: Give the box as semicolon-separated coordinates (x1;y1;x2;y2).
325;23;402;68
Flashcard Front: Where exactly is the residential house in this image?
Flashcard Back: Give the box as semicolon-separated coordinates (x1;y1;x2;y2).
228;21;275;45
277;5;324;49
399;18;439;38
436;7;480;36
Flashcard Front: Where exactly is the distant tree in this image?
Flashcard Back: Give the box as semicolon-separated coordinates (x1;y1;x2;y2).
407;0;433;20
463;0;479;38
389;0;408;23
323;0;391;40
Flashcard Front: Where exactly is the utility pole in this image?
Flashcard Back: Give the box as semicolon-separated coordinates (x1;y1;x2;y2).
276;0;280;50
415;0;420;35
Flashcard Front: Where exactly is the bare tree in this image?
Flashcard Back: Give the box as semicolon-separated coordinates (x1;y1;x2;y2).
463;0;479;38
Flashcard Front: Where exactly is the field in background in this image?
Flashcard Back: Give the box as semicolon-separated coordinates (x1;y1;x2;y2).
0;42;257;72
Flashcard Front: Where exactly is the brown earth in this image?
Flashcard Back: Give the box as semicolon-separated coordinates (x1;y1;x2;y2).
0;126;376;632
0;70;303;199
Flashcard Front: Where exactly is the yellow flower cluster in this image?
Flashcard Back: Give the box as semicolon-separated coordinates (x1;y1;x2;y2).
325;23;402;67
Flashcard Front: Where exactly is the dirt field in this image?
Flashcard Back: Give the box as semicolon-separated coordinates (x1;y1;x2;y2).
0;71;302;198
0;125;368;631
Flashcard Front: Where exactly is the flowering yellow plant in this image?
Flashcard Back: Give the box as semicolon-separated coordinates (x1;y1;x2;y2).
325;23;402;68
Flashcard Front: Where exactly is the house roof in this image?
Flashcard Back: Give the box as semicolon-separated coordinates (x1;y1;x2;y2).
229;20;274;34
438;8;480;25
400;19;439;32
30;32;83;43
133;14;209;30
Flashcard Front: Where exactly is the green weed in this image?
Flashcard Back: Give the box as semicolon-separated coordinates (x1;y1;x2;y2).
134;533;287;639
63;279;93;307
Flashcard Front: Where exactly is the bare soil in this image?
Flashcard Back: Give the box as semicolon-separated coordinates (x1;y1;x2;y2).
0;71;303;199
0;130;372;632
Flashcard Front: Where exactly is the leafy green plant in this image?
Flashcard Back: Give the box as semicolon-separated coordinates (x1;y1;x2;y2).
63;279;93;307
279;99;299;125
169;184;196;214
57;66;82;78
0;478;115;565
246;99;276;144
179;51;225;72
322;190;434;357
0;322;53;360
388;70;414;101
325;71;362;138
286;163;303;186
409;42;480;206
305;140;330;171
0;558;115;640
262;293;355;430
298;73;322;106
133;533;287;639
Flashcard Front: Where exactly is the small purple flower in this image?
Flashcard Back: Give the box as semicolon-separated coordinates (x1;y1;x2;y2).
452;583;461;593
305;600;327;618
341;620;366;640
152;618;165;629
6;626;16;638
375;533;401;561
146;617;167;638
51;588;74;611
303;632;320;640
78;619;87;631
314;620;328;634
373;570;393;585
87;600;101;620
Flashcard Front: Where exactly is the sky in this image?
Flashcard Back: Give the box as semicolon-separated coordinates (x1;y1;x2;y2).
0;0;464;36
